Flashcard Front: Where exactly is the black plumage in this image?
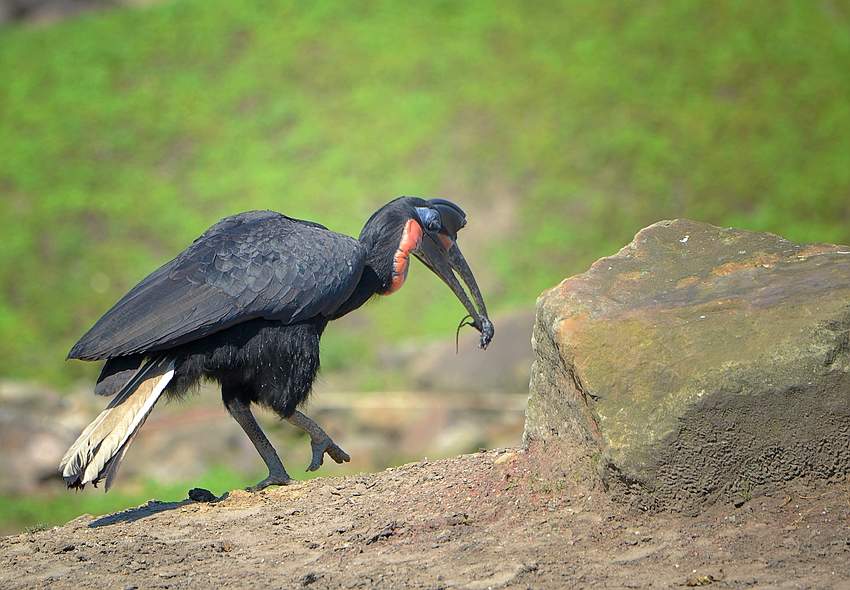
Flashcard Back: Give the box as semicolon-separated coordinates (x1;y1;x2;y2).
70;210;362;361
61;197;493;491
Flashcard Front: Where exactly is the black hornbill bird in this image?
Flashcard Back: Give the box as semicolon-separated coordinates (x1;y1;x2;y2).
61;197;494;492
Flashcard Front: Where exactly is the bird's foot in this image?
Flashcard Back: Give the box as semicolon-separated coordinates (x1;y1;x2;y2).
307;437;351;472
246;470;294;492
285;410;352;472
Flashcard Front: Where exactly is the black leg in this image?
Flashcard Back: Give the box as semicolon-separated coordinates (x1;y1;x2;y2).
225;398;293;491
286;410;351;471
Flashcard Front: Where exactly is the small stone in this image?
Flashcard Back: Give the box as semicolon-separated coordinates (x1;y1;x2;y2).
188;488;216;502
494;452;518;465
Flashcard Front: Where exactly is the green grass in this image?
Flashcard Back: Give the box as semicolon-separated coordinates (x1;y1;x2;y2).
0;0;848;388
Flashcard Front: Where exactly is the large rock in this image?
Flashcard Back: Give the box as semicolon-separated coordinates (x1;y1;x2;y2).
525;220;850;511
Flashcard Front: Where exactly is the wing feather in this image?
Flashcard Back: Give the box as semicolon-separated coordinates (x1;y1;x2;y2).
69;211;366;360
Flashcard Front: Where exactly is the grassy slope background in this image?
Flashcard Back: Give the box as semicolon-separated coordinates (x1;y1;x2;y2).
0;0;849;532
1;0;848;387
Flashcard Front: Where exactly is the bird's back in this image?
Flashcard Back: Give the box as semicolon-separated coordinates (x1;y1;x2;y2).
69;211;367;361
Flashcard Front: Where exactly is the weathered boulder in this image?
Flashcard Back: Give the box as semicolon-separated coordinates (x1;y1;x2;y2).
525;220;850;511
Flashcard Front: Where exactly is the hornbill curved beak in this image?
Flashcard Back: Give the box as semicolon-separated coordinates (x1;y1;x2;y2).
413;199;494;349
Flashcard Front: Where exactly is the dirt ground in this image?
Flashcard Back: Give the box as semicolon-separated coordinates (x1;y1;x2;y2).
1;445;849;590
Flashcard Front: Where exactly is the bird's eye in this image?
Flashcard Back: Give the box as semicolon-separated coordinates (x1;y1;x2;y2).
416;207;442;233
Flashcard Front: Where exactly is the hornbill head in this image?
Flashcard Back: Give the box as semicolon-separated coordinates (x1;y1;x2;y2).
364;196;494;349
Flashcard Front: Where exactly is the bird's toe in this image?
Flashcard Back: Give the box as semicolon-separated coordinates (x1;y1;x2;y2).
307;439;351;472
327;443;351;465
246;472;294;492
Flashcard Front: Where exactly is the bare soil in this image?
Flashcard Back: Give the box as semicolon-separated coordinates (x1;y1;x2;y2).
2;445;849;590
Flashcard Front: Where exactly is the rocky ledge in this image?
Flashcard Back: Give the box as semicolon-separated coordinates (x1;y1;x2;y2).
525;219;850;512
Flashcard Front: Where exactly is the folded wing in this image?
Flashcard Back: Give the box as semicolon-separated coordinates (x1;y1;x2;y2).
69;211;367;360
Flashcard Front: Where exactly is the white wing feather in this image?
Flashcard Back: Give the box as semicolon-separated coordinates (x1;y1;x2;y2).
60;357;175;489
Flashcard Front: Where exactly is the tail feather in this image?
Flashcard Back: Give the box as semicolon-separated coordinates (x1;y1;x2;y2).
98;421;147;491
60;356;175;490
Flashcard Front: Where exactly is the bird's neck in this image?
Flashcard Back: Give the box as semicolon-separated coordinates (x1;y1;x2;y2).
327;209;406;320
358;207;411;295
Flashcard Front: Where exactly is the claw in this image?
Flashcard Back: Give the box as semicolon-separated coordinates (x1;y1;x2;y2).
307;438;351;472
286;410;352;473
246;469;294;492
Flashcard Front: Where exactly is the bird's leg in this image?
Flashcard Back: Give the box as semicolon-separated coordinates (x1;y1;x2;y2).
225;398;294;492
285;410;351;472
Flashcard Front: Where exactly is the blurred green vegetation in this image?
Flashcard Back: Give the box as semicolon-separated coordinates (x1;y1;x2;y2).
0;0;848;387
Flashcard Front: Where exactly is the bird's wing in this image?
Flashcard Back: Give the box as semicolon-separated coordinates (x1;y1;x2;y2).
69;211;366;360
